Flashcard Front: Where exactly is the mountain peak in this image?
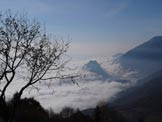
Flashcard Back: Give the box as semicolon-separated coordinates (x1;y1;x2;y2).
145;36;162;48
118;36;162;78
82;60;110;79
151;36;162;40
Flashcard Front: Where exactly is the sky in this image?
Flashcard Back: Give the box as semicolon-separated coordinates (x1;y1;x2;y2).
0;0;162;59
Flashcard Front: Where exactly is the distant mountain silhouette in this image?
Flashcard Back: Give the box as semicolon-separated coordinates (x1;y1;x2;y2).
118;36;162;77
82;60;110;80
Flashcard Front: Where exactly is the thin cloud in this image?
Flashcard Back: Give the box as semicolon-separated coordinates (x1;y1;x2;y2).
68;41;132;59
103;0;130;18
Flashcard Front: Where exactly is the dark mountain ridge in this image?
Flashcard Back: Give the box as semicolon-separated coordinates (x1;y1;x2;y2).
118;36;162;78
122;36;162;60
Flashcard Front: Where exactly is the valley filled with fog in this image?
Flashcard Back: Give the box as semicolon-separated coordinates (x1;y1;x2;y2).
3;56;132;112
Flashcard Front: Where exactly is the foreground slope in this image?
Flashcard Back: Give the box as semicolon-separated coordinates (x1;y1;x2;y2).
111;71;162;122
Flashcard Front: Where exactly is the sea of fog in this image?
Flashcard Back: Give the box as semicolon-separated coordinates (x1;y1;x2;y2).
3;57;135;113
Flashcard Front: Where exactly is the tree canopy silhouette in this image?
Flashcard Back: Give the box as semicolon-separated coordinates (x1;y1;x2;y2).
0;11;74;122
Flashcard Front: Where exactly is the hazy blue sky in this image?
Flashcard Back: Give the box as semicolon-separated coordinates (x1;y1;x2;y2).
0;0;162;58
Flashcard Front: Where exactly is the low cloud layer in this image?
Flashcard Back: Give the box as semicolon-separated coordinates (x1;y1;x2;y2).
36;80;127;112
3;57;131;113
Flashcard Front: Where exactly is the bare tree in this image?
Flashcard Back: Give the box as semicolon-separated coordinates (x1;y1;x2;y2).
0;11;76;122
